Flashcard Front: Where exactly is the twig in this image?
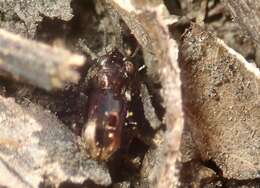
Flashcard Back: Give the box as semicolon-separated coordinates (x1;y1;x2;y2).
107;1;183;187
0;28;85;90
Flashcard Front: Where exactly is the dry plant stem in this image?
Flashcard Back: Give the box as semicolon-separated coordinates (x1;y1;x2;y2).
196;0;208;25
225;0;260;45
108;1;183;187
0;28;85;90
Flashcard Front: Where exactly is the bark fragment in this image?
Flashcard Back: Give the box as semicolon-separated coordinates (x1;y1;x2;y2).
0;96;111;187
0;0;73;37
180;24;260;180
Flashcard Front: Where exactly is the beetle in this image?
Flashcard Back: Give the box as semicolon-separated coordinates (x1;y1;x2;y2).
82;49;136;160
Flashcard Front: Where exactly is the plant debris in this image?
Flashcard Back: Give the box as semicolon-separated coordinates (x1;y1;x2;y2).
0;0;260;187
0;28;85;91
180;24;260;180
0;96;111;188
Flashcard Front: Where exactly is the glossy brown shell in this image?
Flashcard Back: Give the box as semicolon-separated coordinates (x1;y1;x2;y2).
82;50;132;160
